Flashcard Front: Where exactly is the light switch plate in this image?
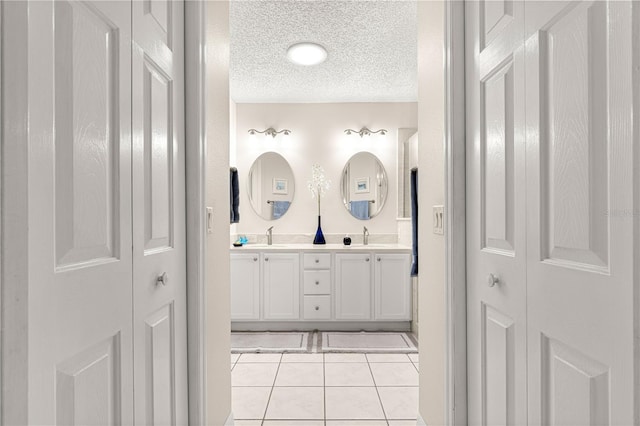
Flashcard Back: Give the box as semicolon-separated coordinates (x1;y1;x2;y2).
433;205;444;235
206;207;213;234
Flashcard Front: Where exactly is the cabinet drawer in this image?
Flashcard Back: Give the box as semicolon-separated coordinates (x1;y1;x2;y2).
303;253;331;269
303;296;331;320
303;270;331;294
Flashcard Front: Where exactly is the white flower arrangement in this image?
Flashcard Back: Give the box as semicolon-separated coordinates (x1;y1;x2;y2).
307;164;331;215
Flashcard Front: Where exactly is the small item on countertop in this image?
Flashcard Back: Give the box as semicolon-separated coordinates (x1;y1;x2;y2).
343;235;352;246
233;241;243;247
239;235;248;244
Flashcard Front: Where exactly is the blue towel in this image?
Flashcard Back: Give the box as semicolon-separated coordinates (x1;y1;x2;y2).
272;201;290;219
410;168;418;276
350;200;370;220
230;168;240;223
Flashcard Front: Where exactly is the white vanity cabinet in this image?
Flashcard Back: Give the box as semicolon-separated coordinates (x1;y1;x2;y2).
262;253;300;320
230;245;411;330
230;253;261;320
335;253;372;320
374;254;412;320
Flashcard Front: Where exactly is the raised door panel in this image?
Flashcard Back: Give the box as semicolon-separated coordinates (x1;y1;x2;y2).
143;58;174;253
374;254;411;320
482;305;515;426
24;1;134;424
54;0;120;270
525;1;635;424
56;335;122;426
145;304;176;425
263;253;300;320
335;254;372;320
481;59;515;255
230;254;261;320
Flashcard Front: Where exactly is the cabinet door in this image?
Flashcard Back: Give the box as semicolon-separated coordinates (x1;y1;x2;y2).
335;253;372;320
263;253;300;320
374;254;411;320
230;253;260;320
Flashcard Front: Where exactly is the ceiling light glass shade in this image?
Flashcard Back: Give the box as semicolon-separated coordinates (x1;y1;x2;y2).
286;42;327;66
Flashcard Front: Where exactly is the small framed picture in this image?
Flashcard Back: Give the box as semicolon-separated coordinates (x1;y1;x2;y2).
272;178;288;194
354;177;370;194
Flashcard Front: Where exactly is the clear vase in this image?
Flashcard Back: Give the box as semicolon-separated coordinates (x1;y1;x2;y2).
313;215;326;244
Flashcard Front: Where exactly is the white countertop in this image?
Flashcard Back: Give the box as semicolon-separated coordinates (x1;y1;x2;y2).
230;243;411;252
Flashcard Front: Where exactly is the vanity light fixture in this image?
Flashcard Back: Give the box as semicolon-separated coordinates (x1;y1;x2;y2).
344;127;388;138
248;128;291;138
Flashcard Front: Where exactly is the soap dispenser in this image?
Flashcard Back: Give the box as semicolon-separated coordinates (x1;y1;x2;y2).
343;234;352;246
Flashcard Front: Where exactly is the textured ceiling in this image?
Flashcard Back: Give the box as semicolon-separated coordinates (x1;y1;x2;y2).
230;1;417;103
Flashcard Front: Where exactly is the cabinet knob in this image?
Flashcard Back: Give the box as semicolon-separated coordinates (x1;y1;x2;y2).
366;258;370;262
265;257;269;262
253;257;258;262
315;306;319;311
377;257;381;262
315;259;319;263
315;280;320;285
487;273;499;288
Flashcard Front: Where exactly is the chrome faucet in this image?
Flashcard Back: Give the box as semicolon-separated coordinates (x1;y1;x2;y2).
363;226;370;245
266;226;274;245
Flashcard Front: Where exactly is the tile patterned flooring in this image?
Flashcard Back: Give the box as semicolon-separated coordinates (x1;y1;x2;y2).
231;352;420;426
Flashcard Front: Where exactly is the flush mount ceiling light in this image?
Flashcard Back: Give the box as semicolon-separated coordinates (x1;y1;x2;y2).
286;42;328;66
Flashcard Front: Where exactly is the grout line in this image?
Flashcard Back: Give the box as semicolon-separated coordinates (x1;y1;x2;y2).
366;355;390;425
323;352;327;425
261;353;283;423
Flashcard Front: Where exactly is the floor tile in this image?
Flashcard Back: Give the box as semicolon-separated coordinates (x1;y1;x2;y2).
369;363;419;386
325;387;386;420
408;353;419;363
366;353;412;363
231;387;272;419
326;422;388;426
233;421;263;426
263;422;325;425
281;353;324;363
324;353;367;363
231;354;240;363
232;363;280;386
238;353;283;363
377;387;419;419
275;362;324;386
265;387;324;420
325;362;375;387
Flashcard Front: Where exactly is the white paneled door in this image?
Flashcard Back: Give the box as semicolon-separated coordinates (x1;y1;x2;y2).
524;2;635;424
25;1;134;424
465;1;527;424
10;0;188;424
132;0;188;425
466;1;636;424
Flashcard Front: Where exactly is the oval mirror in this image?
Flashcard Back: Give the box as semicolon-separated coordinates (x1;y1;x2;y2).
247;152;295;220
340;152;388;220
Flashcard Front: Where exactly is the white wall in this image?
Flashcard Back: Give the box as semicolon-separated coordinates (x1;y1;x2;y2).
417;1;446;425
205;2;232;424
232;102;417;237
